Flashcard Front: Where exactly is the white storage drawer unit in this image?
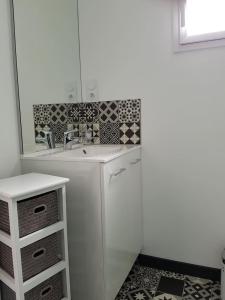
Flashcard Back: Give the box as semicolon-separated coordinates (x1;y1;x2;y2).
0;173;71;300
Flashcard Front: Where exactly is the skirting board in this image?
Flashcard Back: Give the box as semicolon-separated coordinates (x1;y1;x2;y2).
137;254;221;282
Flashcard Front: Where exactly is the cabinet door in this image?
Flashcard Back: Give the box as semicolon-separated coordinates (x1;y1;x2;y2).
102;149;142;300
126;150;142;257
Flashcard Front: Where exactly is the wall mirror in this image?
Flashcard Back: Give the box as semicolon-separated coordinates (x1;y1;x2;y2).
12;0;82;153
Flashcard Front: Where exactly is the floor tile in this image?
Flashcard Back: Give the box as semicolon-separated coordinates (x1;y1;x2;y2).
134;266;161;292
127;288;154;300
211;282;221;300
160;270;185;281
157;276;184;296
183;276;212;300
116;265;160;300
115;282;131;300
153;292;182;300
184;276;213;285
115;262;220;300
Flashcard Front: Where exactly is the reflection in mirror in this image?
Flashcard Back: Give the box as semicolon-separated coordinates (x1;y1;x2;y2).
13;0;82;153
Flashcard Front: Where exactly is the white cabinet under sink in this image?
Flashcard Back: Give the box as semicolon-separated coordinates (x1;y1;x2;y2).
102;150;142;300
22;146;142;300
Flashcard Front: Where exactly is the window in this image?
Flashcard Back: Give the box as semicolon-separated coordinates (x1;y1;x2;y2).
174;0;225;51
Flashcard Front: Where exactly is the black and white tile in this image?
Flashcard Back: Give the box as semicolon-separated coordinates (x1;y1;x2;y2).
116;263;220;300
100;123;120;144
92;123;100;144
160;271;185;281
99;101;119;123
49;122;67;144
34;124;51;140
79;102;99;123
119;99;141;123
33;99;142;145
154;292;182;300
120;122;141;144
127;288;154;300
157;276;184;296
67;123;100;144
33;104;51;125
182;276;212;300
211;282;221;300
49;104;68;124
68;103;80;123
131;266;161;292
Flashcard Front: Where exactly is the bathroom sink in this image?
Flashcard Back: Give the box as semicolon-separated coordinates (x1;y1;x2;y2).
22;144;141;162
52;145;123;158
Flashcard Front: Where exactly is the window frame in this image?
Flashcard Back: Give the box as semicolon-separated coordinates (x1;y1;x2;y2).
173;0;225;52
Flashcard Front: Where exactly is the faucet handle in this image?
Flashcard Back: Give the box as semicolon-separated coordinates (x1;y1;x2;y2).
64;129;78;140
64;129;79;150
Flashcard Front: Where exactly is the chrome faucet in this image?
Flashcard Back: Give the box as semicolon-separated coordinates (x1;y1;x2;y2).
64;128;93;150
64;129;80;150
36;131;55;149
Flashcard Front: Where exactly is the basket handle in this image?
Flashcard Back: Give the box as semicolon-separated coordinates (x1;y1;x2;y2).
33;204;47;214
32;247;46;259
40;285;53;298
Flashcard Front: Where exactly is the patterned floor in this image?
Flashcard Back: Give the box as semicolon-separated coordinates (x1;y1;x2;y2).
115;262;221;300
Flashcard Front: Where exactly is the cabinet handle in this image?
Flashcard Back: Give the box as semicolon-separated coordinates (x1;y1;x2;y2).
130;158;141;165
110;168;126;179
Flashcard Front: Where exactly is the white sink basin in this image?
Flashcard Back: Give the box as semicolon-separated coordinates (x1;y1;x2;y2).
22;145;141;162
52;145;123;158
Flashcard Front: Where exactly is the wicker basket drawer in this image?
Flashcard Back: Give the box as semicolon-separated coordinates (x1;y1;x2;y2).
0;191;59;237
25;272;63;300
0;282;16;300
0;232;62;281
0;201;10;234
0;272;64;300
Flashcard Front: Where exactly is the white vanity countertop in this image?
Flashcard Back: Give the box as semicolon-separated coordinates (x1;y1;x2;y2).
21;145;141;163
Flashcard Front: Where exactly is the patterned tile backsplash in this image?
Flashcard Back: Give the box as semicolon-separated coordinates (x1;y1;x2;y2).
33;99;141;145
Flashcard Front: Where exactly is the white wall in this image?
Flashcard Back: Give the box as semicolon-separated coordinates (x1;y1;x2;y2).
0;0;20;178
79;0;225;268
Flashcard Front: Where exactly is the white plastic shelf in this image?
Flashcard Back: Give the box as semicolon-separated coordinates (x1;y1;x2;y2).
23;261;66;293
0;221;65;249
19;221;64;248
0;267;15;291
0;230;12;247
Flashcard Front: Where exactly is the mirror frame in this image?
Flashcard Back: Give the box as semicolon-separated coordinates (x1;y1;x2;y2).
9;0;24;154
